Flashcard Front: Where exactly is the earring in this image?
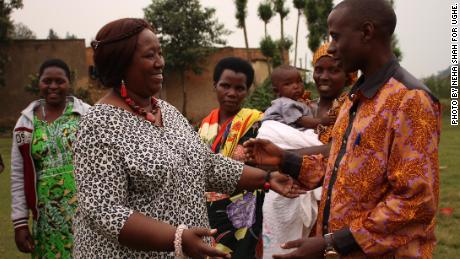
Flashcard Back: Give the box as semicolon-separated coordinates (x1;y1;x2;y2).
120;80;127;97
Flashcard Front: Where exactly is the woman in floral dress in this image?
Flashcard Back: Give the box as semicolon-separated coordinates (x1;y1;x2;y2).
11;59;90;258
199;57;264;258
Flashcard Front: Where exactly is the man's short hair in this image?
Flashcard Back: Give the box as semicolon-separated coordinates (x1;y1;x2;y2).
334;0;397;40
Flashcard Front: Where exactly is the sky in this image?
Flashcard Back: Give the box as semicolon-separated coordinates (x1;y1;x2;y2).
11;0;450;79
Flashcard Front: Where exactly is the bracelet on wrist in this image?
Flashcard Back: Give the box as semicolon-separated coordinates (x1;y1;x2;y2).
174;224;188;258
263;171;273;192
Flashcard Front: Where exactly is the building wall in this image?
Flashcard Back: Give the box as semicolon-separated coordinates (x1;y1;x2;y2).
0;39;87;128
0;41;279;128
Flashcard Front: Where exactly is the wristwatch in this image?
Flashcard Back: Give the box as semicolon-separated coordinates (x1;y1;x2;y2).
324;233;340;258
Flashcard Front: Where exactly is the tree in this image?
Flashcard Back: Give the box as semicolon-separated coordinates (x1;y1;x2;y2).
10;22;36;39
257;2;273;38
293;0;306;67
243;78;275;112
144;0;228;117
65;32;78;39
0;0;23;86
47;28;59;39
389;0;403;61
259;36;277;74
272;0;289;64
425;67;450;99
304;0;333;53
235;0;249;59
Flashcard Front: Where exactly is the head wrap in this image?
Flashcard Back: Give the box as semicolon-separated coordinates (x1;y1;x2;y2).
312;42;358;86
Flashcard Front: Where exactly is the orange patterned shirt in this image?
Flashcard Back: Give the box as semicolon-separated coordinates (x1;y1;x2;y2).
295;59;440;258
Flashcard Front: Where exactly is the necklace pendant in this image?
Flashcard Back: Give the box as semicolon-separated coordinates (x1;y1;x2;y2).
145;112;156;122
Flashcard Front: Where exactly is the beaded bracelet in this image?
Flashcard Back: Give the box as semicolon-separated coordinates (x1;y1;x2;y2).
174;224;188;258
263;171;273;192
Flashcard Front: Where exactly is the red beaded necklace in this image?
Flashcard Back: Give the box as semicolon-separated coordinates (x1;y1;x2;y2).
120;81;159;123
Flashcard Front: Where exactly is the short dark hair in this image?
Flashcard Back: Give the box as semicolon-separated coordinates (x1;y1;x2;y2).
91;18;155;88
271;64;299;91
38;59;71;81
213;57;255;88
334;0;396;40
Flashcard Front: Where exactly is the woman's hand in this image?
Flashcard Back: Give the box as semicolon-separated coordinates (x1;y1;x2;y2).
270;172;307;198
243;138;284;167
14;227;34;253
182;228;230;259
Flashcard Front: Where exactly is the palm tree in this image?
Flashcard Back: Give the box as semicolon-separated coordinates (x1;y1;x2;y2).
293;0;306;67
260;36;277;75
235;0;250;59
257;2;273;38
273;0;289;64
304;0;333;53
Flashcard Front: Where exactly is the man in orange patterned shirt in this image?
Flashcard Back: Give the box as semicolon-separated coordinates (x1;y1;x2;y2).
244;0;440;258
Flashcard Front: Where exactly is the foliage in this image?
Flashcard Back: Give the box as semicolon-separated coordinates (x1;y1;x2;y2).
272;0;289;20
144;0;228;116
259;36;292;73
293;0;306;67
235;0;248;29
144;0;227;74
257;1;273;37
243;78;276;111
47;28;59;39
304;0;333;53
293;0;306;9
276;37;293;50
0;0;23;87
259;36;279;73
260;36;277;60
391;35;403;61
272;0;289;63
424;68;450;99
10;22;36;39
0;0;23;41
65;32;77;39
234;0;249;53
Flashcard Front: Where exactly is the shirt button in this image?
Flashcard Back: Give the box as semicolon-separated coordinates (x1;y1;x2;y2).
343;139;347;145
352;111;356;116
327;196;330;200
334;166;338;171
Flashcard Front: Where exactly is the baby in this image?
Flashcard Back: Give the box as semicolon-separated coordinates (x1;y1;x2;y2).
263;64;335;130
257;65;327;257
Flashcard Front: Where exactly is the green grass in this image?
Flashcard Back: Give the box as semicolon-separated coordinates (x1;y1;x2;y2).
0;115;458;258
0;138;28;258
434;115;460;258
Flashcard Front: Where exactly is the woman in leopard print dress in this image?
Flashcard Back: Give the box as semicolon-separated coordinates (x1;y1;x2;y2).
72;18;303;258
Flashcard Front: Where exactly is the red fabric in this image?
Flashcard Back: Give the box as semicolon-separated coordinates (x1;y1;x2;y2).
210;116;234;153
18;143;38;220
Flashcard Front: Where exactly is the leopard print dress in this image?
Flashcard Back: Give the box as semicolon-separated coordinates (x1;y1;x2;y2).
72;100;243;258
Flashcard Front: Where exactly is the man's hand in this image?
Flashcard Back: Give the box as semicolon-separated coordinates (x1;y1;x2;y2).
270;172;307;198
272;237;326;259
182;228;231;259
320;115;337;126
243;138;284;167
14;227;34;253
